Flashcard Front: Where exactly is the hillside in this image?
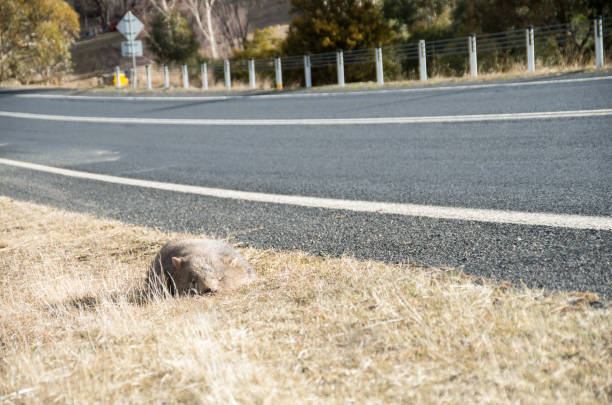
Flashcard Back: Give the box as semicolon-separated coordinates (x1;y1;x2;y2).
249;0;292;30
71;32;124;75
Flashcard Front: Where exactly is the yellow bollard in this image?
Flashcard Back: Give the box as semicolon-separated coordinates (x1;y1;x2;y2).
113;73;129;87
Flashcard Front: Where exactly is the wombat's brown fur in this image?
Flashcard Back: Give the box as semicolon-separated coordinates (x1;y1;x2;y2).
146;238;255;296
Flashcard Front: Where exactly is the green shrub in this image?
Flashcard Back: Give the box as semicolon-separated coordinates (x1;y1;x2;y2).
145;9;199;66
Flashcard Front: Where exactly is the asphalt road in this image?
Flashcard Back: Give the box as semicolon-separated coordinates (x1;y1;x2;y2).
1;72;611;299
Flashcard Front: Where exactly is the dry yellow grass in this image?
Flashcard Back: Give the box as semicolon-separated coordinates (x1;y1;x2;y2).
0;196;610;404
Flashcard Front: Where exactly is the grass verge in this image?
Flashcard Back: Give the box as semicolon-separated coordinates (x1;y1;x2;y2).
0;196;610;403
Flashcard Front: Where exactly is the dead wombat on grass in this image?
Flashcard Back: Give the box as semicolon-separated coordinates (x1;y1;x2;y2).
147;238;255;296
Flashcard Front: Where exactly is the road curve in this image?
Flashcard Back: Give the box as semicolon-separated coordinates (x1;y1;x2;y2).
1;72;611;298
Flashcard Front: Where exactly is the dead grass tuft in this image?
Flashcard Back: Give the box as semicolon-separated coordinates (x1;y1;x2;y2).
0;196;610;403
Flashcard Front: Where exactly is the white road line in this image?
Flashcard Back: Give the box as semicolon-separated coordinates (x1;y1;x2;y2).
0;157;610;231
14;75;612;102
1;109;611;126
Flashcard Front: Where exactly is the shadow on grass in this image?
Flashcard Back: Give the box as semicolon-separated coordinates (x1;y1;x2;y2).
43;286;153;313
47;283;221;313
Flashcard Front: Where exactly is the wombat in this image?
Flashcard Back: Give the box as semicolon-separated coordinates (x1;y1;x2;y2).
146;238;255;296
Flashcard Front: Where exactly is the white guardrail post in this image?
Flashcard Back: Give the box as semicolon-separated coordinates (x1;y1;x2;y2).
146;65;152;90
304;55;312;88
275;57;283;90
418;40;427;81
201;62;208;90
115;66;121;89
163;65;169;89
468;34;478;77
249;59;256;89
595;16;604;68
337;50;345;87
526;25;535;73
376;47;384;85
182;64;189;89
224;60;231;89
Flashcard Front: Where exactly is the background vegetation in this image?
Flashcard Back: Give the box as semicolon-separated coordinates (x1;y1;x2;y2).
0;0;609;84
282;0;393;84
0;0;80;83
239;0;611;86
145;9;200;66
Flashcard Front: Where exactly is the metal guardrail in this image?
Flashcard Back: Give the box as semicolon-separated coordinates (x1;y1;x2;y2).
114;17;608;90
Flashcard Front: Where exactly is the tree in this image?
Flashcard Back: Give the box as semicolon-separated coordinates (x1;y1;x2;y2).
283;0;393;84
0;0;80;83
213;0;263;52
285;0;393;54
183;0;219;59
145;8;200;65
146;0;177;13
380;0;456;40
452;0;610;35
232;27;284;60
69;0;124;30
381;0;418;34
140;0;260;59
448;0;611;71
91;0;121;29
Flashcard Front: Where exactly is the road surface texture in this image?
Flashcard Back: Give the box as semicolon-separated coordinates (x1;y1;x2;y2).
1;72;610;299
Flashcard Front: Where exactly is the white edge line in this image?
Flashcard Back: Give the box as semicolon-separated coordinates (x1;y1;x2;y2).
14;75;612;102
1;109;611;125
0;157;610;231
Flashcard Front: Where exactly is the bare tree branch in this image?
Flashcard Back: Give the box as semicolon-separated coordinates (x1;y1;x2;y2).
183;0;218;58
213;0;248;50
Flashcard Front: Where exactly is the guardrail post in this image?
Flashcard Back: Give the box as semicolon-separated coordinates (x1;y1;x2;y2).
201;62;208;90
182;64;189;89
336;50;345;87
304;55;312;88
146;65;152;89
526;25;535;73
376;47;384;85
468;34;478;77
275;57;283;90
163;65;169;89
418;40;427;81
224;59;231;89
249;59;256;89
595;16;604;68
115;66;121;89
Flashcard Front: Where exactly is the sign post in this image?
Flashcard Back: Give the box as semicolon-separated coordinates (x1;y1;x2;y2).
117;11;144;88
